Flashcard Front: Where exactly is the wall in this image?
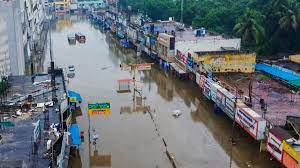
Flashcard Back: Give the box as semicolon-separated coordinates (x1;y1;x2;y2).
289;55;300;64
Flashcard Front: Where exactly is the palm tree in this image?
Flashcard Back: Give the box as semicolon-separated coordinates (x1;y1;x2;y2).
278;1;299;31
234;9;265;47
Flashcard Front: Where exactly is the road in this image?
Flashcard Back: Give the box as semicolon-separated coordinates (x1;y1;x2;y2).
46;14;278;168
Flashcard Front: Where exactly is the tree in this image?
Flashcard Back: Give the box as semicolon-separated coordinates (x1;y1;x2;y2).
234;9;265;47
278;2;299;31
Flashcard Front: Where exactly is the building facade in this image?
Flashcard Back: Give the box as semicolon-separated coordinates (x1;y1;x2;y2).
0;0;26;75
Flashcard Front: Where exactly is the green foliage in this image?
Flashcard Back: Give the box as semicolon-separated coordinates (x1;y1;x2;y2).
123;0;300;56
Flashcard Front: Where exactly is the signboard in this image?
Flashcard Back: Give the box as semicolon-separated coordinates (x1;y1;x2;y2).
216;88;236;120
235;106;266;140
199;75;206;88
267;131;283;162
136;63;152;71
70;97;77;103
203;79;211;99
70;102;76;110
33;120;41;143
282;140;300;162
88;103;111;116
66;115;71;127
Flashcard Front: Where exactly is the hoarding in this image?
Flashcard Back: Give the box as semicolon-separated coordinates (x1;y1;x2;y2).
267;131;283;162
210;82;222;102
235;105;266;140
136;63;152;71
199;75;206;88
282;140;300;162
203;79;211;99
88;103;111;116
216;88;236;119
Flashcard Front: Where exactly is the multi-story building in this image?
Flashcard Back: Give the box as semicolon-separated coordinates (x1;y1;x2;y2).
0;0;26;75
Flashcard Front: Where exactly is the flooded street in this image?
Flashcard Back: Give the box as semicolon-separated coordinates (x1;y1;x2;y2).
48;15;278;168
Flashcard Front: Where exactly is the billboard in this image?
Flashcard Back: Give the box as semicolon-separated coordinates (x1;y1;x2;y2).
235;105;266;140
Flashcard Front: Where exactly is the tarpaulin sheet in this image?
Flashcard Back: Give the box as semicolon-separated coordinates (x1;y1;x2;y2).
67;90;83;102
256;63;300;81
70;124;81;146
288;80;300;88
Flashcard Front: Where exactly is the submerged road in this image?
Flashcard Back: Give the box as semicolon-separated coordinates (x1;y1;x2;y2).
47;15;278;168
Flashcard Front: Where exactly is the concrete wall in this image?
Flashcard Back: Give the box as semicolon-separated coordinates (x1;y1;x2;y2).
0;0;25;75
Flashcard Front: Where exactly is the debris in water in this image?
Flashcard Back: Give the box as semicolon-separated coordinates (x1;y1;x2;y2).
101;66;111;70
172;110;182;118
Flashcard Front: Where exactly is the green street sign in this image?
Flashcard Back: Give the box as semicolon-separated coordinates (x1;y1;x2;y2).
88;103;110;110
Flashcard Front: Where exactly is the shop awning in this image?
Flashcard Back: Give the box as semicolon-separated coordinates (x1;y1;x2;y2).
70;124;81;146
68;90;83;103
170;63;186;74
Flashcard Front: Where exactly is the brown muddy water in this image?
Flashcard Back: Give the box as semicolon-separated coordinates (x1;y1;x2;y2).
45;14;279;168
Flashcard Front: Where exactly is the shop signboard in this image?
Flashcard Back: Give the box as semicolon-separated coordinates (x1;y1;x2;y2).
70;97;77;103
216;88;236;120
199;75;206;88
267;130;284;162
282;151;299;168
210;82;222;102
203;79;212;99
235;105;266;140
282;140;300;162
88;103;111;116
136;63;152;71
70;102;76;110
66;115;71;127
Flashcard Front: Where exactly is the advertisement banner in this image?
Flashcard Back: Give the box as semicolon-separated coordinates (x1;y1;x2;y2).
235;106;266;140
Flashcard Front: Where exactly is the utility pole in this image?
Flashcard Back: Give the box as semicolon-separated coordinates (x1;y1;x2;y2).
180;0;184;24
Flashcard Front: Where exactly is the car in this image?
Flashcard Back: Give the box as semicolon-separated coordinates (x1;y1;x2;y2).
68;65;75;72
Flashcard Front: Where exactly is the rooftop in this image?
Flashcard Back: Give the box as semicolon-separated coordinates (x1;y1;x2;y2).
0;74;66;167
175;37;241;55
217;72;300;126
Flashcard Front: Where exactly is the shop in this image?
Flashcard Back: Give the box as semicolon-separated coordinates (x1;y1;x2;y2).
157;33;175;63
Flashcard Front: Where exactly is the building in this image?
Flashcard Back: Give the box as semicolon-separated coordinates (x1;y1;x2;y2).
157;33;175;63
0;0;26;75
52;0;71;12
175;38;256;74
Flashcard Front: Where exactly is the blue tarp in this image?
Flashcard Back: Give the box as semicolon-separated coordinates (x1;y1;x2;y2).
67;90;83;102
256;63;300;81
70;124;81;146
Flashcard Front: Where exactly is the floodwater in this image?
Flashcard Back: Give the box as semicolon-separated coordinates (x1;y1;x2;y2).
47;14;279;168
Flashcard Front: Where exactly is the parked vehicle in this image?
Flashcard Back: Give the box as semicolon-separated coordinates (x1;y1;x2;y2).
68;65;75;72
68;34;76;44
75;33;86;43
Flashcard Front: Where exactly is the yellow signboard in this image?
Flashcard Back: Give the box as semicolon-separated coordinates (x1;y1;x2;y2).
66;115;71;127
283;140;300;161
88;109;110;116
70;97;77;103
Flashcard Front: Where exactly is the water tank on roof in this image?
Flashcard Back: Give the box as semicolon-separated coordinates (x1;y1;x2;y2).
195;27;206;37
